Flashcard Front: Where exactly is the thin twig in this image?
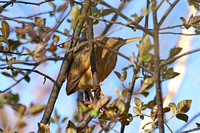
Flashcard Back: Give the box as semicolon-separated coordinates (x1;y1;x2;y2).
102;0;128;35
158;0;180;27
0;65;38;93
0;0;54;6
0;11;55;20
160;48;200;67
176;113;200;133
92;0;153;36
0;66;55;83
180;128;200;133
89;16;135;30
159;32;200;36
0;14;71;38
164;122;173;133
0;51;29;56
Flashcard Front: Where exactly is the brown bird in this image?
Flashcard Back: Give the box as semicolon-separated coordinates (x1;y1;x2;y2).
66;36;141;95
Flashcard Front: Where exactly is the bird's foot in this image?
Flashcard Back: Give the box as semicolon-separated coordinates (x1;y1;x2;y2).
90;83;103;92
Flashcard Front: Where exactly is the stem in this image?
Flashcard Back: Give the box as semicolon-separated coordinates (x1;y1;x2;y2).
152;3;164;133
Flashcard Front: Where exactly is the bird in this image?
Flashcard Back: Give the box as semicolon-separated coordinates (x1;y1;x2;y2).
66;36;141;95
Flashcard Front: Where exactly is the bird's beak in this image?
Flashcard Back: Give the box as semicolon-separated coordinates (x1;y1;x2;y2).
115;37;141;50
124;37;141;44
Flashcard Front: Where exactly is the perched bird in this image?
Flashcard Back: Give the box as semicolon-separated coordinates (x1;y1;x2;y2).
66;36;141;95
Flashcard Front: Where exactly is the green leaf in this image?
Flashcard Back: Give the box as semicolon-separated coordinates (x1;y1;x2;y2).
71;5;80;21
100;9;114;17
28;104;47;115
168;103;176;114
77;102;88;113
196;123;200;128
113;88;122;100
134;97;143;109
140;114;144;120
118;99;125;115
114;71;121;79
150;106;157;121
7;39;21;51
50;118;55;123
53;35;59;44
91;106;98;117
85;125;96;133
54;109;60;123
141;104;147;110
140;77;156;91
141;91;149;97
180;17;186;24
35;17;46;26
141;53;153;64
91;7;99;17
56;5;65;12
0;35;5;42
176;114;188;123
133;107;141;115
141;7;150;15
1;19;10;39
2;72;12;77
61;117;68;123
162;68;180;80
177;100;192;114
120;71;127;83
24;75;30;83
168;47;182;59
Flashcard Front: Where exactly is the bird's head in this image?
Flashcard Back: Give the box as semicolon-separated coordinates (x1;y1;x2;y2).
97;36;141;51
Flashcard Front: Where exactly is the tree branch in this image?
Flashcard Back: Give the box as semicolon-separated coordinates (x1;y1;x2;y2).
158;0;180;27
0;66;55;83
39;0;91;126
92;0;153;36
0;65;38;93
153;4;164;133
160;48;200;67
0;0;54;6
101;0;128;35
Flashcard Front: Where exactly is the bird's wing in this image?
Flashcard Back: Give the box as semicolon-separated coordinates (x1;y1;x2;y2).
66;49;90;95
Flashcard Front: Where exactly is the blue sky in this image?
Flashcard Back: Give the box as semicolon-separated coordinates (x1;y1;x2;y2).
1;0;200;132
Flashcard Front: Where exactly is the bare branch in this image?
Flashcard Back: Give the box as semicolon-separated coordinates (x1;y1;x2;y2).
153;4;164;132
0;0;54;6
0;65;37;93
92;0;153;36
40;0;91;126
0;66;55;83
158;0;180;27
102;0;128;35
89;16;135;30
160;48;200;67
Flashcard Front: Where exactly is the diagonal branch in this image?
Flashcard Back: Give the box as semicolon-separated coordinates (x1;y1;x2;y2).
102;0;128;35
160;48;200;67
92;0;153;36
158;0;180;27
39;0;91;126
0;65;38;93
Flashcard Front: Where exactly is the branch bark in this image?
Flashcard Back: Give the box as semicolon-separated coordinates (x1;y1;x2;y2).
39;0;91;126
153;4;164;133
